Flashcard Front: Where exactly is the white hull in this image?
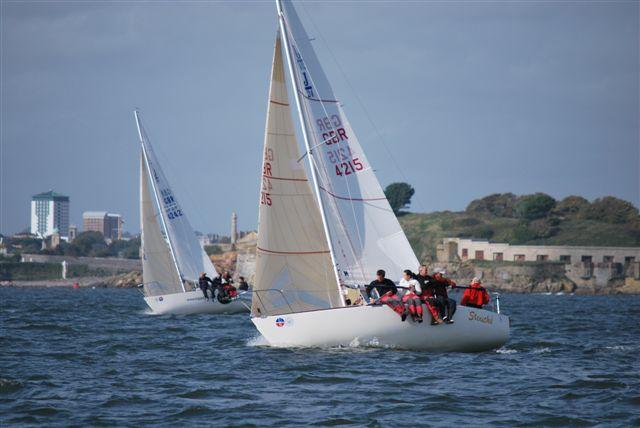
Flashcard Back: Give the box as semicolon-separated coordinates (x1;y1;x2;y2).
144;290;250;315
252;304;509;352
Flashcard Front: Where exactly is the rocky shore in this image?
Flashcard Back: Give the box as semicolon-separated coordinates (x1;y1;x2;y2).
430;261;640;295
1;271;142;289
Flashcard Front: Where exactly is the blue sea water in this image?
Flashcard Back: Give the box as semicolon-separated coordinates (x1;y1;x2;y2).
0;288;639;427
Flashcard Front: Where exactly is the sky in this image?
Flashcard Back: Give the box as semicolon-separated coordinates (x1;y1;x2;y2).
1;0;638;236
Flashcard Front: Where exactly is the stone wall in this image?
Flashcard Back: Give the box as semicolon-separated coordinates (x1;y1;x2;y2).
438;238;640;264
429;260;640;295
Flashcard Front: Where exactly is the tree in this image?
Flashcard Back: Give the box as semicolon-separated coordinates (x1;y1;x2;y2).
384;182;415;215
585;197;639;224
552;195;590;219
515;193;556;221
66;231;106;256
466;193;518;217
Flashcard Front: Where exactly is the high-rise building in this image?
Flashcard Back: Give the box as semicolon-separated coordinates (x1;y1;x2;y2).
30;191;70;238
83;212;123;241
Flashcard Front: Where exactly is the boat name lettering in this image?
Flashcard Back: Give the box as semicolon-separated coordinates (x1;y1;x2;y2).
468;311;493;324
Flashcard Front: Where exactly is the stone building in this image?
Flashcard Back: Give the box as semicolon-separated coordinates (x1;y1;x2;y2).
438;238;640;265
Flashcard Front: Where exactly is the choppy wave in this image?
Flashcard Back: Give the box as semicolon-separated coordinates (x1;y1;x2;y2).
1;288;639;426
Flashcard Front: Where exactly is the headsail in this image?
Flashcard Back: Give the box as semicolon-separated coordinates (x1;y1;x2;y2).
277;0;419;284
140;154;182;296
135;111;219;285
253;34;343;317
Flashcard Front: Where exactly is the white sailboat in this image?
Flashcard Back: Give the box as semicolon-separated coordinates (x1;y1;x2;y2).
135;111;249;315
250;1;509;351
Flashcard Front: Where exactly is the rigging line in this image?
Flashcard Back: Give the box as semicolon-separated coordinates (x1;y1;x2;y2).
300;3;429;215
283;25;366;278
282;17;367;278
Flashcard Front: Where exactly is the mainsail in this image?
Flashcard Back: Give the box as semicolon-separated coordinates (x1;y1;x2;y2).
135;111;219;289
277;0;419;284
140;154;182;296
252;34;343;317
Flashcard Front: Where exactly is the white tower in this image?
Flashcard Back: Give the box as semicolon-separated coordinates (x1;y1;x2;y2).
231;212;238;246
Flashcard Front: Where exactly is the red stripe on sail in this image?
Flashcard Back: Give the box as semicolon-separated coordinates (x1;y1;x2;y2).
297;89;339;104
257;246;330;255
270;100;289;106
319;186;387;202
263;175;308;182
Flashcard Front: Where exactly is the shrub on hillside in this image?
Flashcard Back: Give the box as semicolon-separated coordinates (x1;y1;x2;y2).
552;195;590;219
515;193;556;221
584;197;639;224
466;193;517;217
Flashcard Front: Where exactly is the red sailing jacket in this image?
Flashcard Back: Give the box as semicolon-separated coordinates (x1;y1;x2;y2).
461;283;490;307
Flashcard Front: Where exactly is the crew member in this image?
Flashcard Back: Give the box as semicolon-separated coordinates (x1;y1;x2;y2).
412;265;443;325
399;269;423;323
432;271;457;323
367;269;408;321
237;276;249;291
217;275;239;304
221;271;233;285
198;272;214;300
461;277;490;309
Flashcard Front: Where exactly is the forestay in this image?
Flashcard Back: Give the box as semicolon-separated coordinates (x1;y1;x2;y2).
140;155;182;296
253;34;343;317
136;113;219;284
278;1;419;284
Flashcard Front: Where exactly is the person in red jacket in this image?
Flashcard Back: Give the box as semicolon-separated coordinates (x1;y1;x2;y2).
461;277;490;309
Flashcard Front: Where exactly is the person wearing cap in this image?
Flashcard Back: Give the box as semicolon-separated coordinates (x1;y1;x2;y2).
461;277;490;309
198;272;214;300
432;271;457;323
412;265;444;325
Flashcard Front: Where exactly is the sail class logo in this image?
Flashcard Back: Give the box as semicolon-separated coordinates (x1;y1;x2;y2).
275;317;285;327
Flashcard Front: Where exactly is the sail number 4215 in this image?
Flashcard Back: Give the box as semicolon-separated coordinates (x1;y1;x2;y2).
335;158;363;176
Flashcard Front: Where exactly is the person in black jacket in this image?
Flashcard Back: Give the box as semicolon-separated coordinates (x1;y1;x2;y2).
237;276;249;291
366;269;407;321
366;269;398;300
432;271;457;323
412;265;443;325
198;272;214;300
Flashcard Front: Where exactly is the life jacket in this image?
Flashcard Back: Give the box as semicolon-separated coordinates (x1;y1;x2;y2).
461;284;490;307
217;284;238;304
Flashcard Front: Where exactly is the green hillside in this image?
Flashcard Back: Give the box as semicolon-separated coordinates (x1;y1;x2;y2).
398;193;640;261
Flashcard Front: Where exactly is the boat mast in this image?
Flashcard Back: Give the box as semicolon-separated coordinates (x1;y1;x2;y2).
134;110;186;293
276;0;345;306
